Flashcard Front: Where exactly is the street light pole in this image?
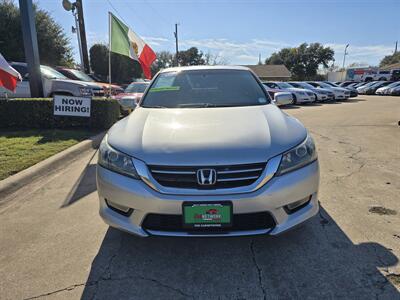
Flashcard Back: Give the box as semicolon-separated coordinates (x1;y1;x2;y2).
174;23;179;67
341;44;349;81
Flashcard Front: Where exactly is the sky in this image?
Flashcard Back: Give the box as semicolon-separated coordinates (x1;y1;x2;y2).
38;0;400;67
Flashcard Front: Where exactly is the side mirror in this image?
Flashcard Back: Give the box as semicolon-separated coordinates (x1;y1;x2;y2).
118;97;138;110
274;92;293;106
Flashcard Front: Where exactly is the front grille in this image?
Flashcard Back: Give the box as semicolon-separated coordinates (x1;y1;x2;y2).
93;90;105;97
142;212;276;233
148;162;266;190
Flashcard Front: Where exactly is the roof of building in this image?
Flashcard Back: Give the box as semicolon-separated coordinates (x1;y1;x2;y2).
244;64;291;78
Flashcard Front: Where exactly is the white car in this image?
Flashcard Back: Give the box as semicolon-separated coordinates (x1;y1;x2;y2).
307;82;350;100
0;62;104;98
288;82;334;102
263;82;316;104
376;81;400;95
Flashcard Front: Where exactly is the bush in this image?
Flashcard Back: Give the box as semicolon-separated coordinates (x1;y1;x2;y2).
0;98;120;129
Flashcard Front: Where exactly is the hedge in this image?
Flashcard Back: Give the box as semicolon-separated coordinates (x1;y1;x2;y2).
0;98;120;129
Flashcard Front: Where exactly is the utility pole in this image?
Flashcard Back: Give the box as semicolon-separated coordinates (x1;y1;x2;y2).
19;0;43;97
174;23;179;66
341;44;349;81
75;0;90;73
258;53;261;65
395;41;398;54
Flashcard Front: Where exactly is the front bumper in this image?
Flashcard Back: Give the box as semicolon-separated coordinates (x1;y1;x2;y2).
96;160;320;237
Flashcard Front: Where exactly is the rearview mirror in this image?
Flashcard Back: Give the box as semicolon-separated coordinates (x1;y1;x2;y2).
274;92;293;106
118;97;138;110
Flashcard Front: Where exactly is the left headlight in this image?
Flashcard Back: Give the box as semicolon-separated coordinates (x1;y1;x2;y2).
277;134;317;175
79;87;93;96
98;137;140;179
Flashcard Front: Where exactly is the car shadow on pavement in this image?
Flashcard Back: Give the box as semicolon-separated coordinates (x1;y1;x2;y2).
61;163;97;208
80;207;399;299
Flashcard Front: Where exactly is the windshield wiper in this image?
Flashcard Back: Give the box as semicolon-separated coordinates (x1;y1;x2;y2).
178;103;217;108
143;105;168;108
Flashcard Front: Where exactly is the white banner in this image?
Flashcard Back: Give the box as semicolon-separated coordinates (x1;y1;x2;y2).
54;95;91;117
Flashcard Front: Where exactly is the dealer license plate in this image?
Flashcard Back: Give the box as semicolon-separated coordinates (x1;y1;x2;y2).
183;202;232;229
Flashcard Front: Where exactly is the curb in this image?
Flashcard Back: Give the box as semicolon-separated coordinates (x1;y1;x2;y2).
0;131;105;199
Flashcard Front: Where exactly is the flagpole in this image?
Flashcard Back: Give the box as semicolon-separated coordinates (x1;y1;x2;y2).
108;12;112;97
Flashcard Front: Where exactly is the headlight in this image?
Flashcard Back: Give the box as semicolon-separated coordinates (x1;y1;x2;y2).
79;87;93;96
277;135;317;175
98;137;140;179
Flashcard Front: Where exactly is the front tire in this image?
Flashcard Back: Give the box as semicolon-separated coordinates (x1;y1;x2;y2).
292;93;297;105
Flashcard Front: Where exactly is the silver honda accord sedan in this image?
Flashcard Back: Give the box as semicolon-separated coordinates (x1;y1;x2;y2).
96;66;319;237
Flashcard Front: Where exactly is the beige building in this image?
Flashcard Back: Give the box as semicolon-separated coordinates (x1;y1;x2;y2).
245;64;291;81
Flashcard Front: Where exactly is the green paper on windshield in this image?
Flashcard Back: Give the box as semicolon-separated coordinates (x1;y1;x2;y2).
149;86;180;92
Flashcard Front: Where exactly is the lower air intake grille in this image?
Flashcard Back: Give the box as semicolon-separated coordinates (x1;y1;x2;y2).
142;212;276;232
148;162;266;189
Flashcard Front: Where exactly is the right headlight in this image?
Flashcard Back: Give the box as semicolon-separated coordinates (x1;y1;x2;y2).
277;134;317;175
98;136;140;179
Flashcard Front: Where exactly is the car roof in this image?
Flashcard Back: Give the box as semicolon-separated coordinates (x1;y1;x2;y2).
159;65;251;73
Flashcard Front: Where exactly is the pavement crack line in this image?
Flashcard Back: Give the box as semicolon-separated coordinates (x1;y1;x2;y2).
249;239;267;300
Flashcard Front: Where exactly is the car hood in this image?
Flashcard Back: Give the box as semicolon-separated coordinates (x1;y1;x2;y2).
52;79;100;89
107;105;307;165
113;92;143;100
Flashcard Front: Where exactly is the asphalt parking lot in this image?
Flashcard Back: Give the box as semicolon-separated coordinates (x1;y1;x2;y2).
0;95;399;299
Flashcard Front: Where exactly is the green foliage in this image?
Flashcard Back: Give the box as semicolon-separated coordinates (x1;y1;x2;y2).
0;129;96;180
89;43;143;83
265;43;334;80
380;52;400;67
151;51;174;75
177;47;206;66
0;0;74;66
0;98;120;129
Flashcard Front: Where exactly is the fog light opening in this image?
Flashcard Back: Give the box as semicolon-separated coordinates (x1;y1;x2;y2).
105;199;133;216
284;196;312;214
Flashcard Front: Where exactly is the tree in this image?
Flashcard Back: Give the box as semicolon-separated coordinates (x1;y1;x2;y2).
151;51;174;75
89;43;142;84
177;47;206;66
380;52;400;67
265;43;334;80
204;51;229;65
0;0;73;66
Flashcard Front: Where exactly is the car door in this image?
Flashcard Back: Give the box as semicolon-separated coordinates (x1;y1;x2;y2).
10;64;31;97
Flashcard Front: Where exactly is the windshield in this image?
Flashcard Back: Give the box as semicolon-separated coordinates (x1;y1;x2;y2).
276;82;293;89
385;81;400;88
325;82;339;87
125;83;149;93
294;82;315;89
141;69;270;108
68;69;94;82
315;82;332;88
40;66;68;80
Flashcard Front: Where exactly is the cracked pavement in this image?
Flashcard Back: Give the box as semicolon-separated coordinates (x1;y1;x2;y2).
0;95;399;299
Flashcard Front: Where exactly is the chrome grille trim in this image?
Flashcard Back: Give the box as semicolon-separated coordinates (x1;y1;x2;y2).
151;170;196;175
133;155;282;196
218;168;263;174
217;176;259;182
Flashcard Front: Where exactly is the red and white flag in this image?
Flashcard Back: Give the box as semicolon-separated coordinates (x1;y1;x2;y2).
0;53;21;92
109;13;157;79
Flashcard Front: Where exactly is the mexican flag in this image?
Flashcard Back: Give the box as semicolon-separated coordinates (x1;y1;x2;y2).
109;13;156;79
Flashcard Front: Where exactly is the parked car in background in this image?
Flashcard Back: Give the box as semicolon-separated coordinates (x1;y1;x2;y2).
323;81;358;97
389;83;400;95
0;62;104;98
288;82;333;102
307;81;350;100
361;70;391;82
56;67;123;96
356;81;379;94
363;81;394;95
375;81;400;95
338;81;357;87
263;85;293;104
113;82;150;112
263;82;315;104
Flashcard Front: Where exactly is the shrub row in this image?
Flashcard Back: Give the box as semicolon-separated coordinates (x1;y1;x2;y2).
0;98;120;129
